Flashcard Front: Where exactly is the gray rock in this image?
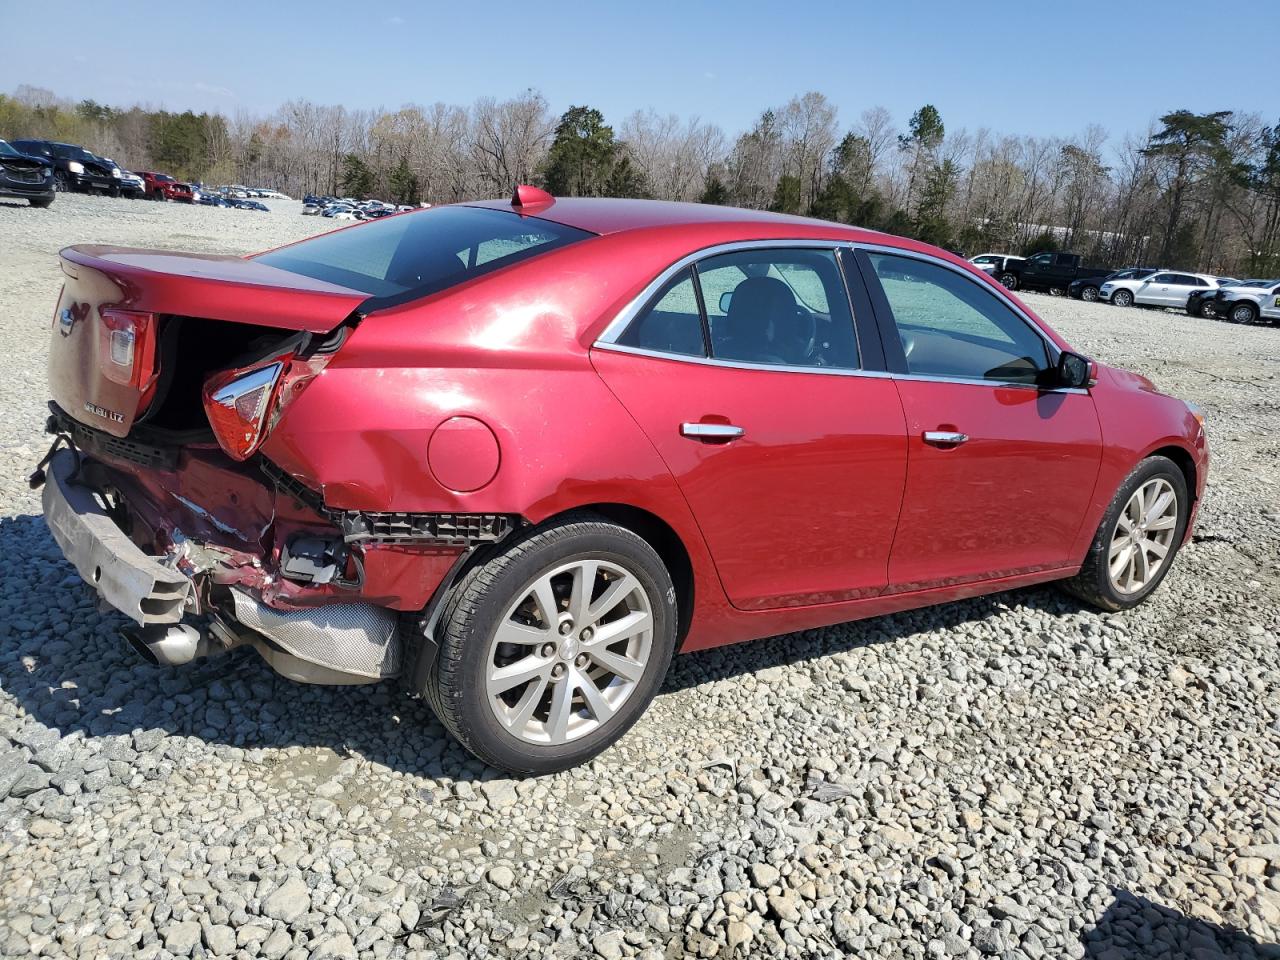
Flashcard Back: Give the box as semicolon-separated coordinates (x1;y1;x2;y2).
262;877;311;923
163;920;201;956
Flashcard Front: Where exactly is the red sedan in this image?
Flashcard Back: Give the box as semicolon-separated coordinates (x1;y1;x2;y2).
37;187;1208;773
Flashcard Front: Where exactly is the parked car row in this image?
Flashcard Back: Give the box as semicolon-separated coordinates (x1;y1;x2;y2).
0;136;295;214
969;251;1280;326
213;184;291;200
302;194;419;220
199;194;270;212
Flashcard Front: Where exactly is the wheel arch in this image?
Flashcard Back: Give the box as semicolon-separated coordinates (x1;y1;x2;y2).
1147;443;1198;507
540;501;696;647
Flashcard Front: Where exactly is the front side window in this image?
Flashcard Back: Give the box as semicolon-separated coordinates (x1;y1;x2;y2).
868;252;1050;385
1151;273;1177;284
698;249;858;369
255;206;593;305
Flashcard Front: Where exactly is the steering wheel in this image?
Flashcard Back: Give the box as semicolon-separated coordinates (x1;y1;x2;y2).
790;305;818;362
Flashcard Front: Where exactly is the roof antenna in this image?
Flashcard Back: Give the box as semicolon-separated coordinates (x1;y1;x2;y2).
511;184;554;209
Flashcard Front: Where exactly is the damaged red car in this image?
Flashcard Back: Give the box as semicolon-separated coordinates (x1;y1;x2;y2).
37;186;1208;774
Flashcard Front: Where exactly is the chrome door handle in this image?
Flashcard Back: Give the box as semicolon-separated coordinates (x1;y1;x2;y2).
923;431;969;447
681;422;745;441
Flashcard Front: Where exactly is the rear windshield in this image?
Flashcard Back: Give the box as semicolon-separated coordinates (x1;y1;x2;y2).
255;206;593;308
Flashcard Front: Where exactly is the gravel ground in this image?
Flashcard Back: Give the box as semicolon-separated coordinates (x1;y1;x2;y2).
1;193;1278;960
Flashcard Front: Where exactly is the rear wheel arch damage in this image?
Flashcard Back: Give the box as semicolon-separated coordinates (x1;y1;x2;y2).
405;502;697;695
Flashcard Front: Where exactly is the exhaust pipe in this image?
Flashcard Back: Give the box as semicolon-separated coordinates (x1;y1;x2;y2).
123;623;233;666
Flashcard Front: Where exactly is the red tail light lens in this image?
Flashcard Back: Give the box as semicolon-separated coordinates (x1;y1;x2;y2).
98;308;157;388
203;362;284;461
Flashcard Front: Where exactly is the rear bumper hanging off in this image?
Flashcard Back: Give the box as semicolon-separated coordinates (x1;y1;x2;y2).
41;449;191;625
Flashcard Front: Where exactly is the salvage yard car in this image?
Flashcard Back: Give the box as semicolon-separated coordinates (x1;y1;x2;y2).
1212;279;1280;325
0;138;55;207
33;187;1209;774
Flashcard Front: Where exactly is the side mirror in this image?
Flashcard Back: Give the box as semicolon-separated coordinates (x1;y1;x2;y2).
718;292;733;314
1056;351;1091;389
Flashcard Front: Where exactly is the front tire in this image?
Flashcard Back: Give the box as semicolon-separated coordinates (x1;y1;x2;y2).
1112;289;1134;307
998;272;1018;291
1081;286;1099;302
1230;302;1259;324
1062;456;1188;611
29;196;54;209
425;516;677;775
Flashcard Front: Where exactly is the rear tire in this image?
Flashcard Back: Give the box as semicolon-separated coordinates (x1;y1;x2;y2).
1112;289;1134;307
998;272;1018;291
1062;456;1188;612
1081;286;1099;302
425;516;677;775
28;196;53;209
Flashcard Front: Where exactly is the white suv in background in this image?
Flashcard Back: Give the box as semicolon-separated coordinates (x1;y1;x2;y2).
1100;270;1220;309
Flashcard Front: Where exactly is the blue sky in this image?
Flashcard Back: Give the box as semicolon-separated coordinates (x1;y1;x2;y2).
3;0;1273;145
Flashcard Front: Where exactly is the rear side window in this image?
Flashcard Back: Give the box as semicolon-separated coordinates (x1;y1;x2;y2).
614;248;860;370
617;269;706;357
699;249;857;369
255;206;593;307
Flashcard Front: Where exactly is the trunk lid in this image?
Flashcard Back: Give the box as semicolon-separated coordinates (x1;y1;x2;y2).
50;244;369;437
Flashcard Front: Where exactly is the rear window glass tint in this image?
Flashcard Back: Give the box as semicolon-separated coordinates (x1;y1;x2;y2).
255;206;593;307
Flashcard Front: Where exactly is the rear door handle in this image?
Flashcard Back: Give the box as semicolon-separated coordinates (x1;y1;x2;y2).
681;422;745;441
923;430;969;447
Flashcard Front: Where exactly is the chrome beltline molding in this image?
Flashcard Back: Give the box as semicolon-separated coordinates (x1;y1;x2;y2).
592;237;1077;393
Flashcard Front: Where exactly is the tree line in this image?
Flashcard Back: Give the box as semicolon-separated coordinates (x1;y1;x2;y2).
3;84;1278;276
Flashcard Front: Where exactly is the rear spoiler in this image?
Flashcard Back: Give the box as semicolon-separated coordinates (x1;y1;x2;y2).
59;245;370;333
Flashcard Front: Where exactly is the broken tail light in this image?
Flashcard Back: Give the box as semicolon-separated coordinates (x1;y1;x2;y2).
203;362;285;461
98;308;158;389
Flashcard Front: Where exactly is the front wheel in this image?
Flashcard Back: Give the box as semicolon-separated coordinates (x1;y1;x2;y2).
1112;289;1134;307
1081;286;1099;303
998;272;1018;291
53;172;70;192
424;516;677;775
29;196;54;209
1062;456;1188;611
1230;302;1259;324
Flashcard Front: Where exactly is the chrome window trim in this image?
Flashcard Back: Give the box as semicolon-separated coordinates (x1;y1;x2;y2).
592;341;1088;395
592;236;1077;391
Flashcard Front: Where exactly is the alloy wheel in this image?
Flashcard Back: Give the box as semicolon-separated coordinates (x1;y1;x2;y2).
1114;290;1133;307
1082;287;1098;302
485;558;653;745
1107;478;1179;595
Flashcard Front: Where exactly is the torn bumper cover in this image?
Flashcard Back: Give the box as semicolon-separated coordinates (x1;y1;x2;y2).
42;449;191;625
40;448;403;683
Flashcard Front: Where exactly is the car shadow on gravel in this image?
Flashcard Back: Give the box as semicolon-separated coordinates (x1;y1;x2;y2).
662;584;1088;694
1;511;1087;783
1083;889;1278;959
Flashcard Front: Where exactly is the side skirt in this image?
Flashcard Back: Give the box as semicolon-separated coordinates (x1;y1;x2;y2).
678;565;1080;654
